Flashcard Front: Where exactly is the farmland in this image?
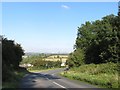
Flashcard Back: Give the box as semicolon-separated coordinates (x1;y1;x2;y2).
21;53;69;69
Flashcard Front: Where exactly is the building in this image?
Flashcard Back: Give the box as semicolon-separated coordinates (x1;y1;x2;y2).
118;1;120;16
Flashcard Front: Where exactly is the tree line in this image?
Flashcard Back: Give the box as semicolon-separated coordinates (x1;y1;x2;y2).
21;55;62;70
67;14;120;67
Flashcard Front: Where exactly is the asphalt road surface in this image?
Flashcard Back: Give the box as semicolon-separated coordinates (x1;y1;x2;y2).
19;68;98;89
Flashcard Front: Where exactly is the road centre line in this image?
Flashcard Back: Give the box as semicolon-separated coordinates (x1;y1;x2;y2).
44;74;66;88
52;73;55;76
53;81;66;88
46;78;50;80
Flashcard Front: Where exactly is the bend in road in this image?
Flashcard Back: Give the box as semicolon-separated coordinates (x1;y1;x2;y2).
19;68;99;89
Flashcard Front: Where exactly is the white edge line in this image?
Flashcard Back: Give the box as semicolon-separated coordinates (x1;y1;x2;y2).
53;82;66;88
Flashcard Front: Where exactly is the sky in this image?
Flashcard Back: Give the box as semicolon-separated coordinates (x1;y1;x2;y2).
2;2;118;53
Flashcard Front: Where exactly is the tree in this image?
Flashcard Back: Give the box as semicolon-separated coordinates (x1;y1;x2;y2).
2;36;24;81
68;14;119;66
67;48;85;67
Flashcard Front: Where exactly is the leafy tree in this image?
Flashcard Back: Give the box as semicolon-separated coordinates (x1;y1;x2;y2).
68;14;119;66
67;48;85;67
75;21;96;50
2;36;24;81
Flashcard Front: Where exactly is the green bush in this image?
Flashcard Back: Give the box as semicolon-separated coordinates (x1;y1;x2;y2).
71;62;118;75
2;67;29;88
61;63;119;88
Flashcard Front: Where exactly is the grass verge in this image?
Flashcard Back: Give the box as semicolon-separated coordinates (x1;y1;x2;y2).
28;67;62;72
60;63;119;88
2;67;29;88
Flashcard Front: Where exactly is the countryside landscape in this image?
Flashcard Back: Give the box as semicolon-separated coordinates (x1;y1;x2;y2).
1;1;120;89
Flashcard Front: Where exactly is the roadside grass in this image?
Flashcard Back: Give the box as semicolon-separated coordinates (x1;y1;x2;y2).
28;67;61;72
2;67;29;88
60;63;119;88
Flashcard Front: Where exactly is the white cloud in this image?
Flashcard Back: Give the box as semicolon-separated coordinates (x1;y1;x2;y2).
61;5;70;9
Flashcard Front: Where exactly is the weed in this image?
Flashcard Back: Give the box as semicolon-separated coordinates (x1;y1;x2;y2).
61;63;118;88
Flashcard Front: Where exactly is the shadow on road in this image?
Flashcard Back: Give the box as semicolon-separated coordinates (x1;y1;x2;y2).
29;72;61;80
19;71;62;89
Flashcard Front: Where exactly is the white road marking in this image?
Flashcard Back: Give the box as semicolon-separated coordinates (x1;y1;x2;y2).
46;78;50;80
44;73;66;88
53;82;66;88
52;74;55;76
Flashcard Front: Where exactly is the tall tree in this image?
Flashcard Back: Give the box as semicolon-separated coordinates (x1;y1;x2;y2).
2;37;24;81
68;14;119;67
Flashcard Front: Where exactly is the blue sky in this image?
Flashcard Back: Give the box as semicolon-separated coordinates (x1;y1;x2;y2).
2;2;118;53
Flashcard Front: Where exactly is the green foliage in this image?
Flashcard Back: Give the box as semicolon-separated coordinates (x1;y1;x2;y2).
66;14;120;87
21;55;62;70
68;14;120;66
2;67;29;88
71;62;118;75
66;48;85;67
2;37;24;82
61;63;119;88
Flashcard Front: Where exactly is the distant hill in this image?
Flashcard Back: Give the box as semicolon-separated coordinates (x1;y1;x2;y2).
25;52;69;56
25;52;40;56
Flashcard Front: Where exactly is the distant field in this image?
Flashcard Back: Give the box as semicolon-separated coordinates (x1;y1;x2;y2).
21;54;69;67
44;55;68;62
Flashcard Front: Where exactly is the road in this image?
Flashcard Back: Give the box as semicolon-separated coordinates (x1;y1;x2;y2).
19;68;98;89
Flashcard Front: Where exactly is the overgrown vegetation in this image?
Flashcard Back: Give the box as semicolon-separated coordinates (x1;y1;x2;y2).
2;37;27;88
61;63;119;88
65;14;120;88
2;67;29;88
